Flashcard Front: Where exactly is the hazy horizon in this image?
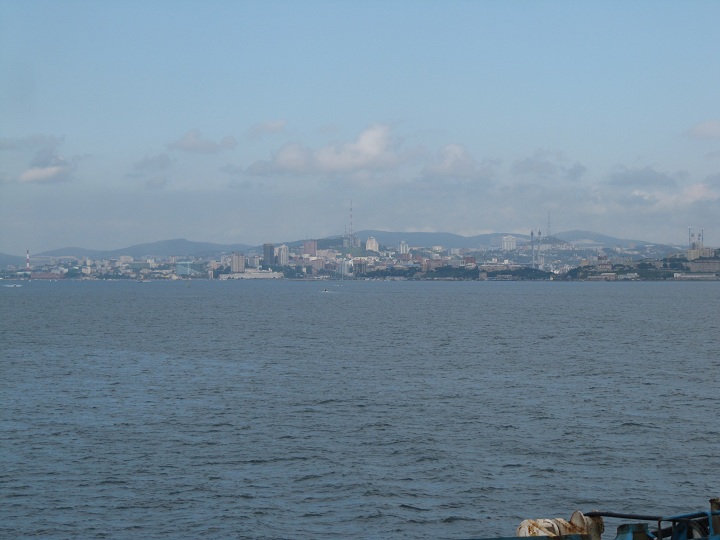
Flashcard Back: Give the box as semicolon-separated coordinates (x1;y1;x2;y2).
2;1;719;254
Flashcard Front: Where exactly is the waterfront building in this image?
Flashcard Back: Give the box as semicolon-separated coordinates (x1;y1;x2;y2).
231;252;245;273
353;259;367;274
339;259;353;276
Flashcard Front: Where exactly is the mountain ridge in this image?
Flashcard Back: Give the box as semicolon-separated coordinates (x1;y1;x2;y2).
0;230;683;265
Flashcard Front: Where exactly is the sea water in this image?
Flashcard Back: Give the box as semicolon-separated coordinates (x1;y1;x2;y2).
1;280;719;539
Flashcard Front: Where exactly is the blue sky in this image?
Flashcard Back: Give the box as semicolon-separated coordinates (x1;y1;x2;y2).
1;1;719;254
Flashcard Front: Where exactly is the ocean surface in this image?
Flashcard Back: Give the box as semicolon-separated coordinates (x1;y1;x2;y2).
1;279;719;539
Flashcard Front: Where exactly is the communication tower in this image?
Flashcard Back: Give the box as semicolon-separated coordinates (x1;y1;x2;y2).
547;212;552;239
344;201;358;249
530;229;542;269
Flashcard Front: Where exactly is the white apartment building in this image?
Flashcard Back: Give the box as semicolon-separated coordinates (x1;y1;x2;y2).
501;235;517;251
365;236;379;252
276;244;289;266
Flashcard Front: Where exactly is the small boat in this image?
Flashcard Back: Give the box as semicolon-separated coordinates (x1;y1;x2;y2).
505;499;720;540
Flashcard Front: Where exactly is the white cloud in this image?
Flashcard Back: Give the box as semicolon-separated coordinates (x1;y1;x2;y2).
511;150;585;181
603;167;717;212
607;166;678;188
421;144;496;180
19;165;72;183
247;124;404;175
668;183;719;206
168;129;237;153
133;153;172;172
19;148;76;183
315;125;399;171
248;119;286;138
269;142;312;172
687;120;720;139
616;183;719;211
512;153;560;176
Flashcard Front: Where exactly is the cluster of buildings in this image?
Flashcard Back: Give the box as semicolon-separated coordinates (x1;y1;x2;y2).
3;228;718;282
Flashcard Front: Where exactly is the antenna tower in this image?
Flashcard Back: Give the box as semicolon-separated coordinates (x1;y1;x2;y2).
530;230;535;269
346;200;357;250
547;212;551;238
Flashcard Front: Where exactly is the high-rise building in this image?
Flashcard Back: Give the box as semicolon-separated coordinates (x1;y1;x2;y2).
398;241;409;255
353;259;367;274
262;243;275;268
365;236;379;252
501;235;517;251
303;239;317;256
689;226;704;249
231;252;245;273
339;259;353;276
277;244;289;266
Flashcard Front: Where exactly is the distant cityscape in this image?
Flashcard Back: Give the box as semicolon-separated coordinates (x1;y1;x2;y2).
2;227;718;282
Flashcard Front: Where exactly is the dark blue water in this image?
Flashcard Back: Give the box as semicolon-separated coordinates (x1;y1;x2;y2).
2;280;719;539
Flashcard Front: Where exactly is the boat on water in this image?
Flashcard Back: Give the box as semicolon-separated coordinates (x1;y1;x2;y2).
500;498;720;540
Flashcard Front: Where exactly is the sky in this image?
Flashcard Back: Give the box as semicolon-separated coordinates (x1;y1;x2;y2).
1;0;720;255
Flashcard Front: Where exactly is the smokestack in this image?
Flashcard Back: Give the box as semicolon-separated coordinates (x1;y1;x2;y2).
26;250;30;271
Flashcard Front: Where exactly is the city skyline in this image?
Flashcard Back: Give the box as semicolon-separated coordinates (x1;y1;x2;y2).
2;2;720;255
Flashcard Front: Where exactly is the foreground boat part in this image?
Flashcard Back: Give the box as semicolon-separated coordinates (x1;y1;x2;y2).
517;511;604;540
513;498;720;540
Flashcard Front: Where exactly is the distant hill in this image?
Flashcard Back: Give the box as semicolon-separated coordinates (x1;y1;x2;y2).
34;247;111;259
37;239;255;259
352;230;685;251
6;230;681;263
355;230;508;249
0;252;25;268
554;230;676;249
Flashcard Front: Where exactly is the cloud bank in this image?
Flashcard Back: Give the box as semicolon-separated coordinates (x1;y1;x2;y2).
168;129;237;154
421;144;496;181
133;153;172;173
247;124;404;175
249;120;286;138
688;120;720;139
19;148;77;183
